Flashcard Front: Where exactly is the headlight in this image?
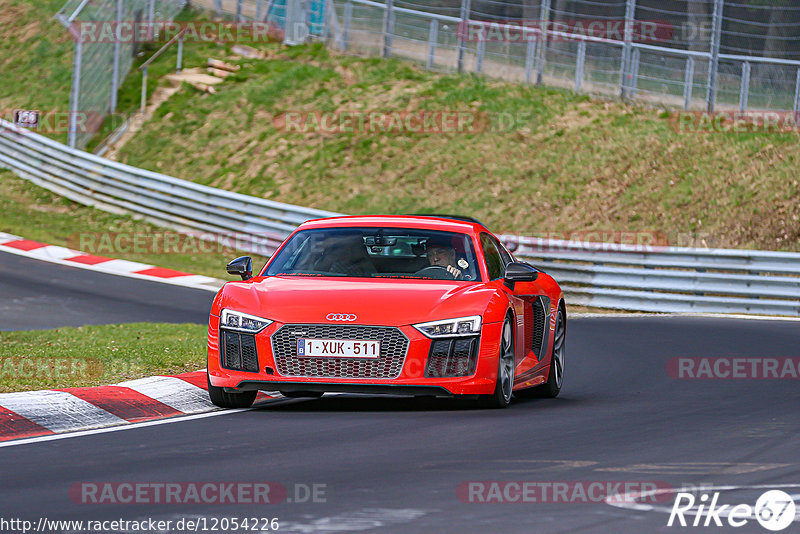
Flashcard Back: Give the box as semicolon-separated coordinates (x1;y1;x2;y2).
220;309;273;333
413;316;482;338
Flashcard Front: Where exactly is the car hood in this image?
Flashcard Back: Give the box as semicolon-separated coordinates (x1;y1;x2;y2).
217;276;502;326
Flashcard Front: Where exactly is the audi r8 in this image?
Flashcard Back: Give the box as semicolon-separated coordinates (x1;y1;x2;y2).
207;215;566;409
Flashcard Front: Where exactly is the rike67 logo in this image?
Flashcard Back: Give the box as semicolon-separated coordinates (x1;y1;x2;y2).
668;489;796;531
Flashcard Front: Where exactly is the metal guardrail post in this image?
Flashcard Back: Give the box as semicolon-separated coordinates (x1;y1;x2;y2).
382;0;394;58
535;0;550;84
427;19;438;69
739;61;750;112
343;0;352;50
619;0;636;98
525;35;536;84
214;0;222;16
706;0;724;112
256;0;263;21
110;0;123;113
147;0;155;24
683;56;695;110
457;0;471;73
67;39;83;149
236;0;243;21
476;32;485;74
575;40;586;92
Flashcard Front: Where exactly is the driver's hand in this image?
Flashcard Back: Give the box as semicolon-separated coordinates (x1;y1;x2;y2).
446;265;462;279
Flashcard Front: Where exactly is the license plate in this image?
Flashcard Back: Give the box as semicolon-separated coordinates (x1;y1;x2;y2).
297;338;380;358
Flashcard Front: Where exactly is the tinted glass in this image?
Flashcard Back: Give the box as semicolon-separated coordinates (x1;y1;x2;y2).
264;228;482;281
480;233;505;280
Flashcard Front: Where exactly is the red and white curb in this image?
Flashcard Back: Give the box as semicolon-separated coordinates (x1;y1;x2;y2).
0;371;277;442
0;232;224;292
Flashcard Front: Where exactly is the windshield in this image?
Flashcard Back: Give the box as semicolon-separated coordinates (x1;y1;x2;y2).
264;227;482;281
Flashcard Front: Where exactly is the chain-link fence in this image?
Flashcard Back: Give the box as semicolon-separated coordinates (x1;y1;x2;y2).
56;0;186;148
296;0;800;114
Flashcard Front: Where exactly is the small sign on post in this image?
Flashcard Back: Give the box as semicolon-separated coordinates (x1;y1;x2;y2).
13;110;40;129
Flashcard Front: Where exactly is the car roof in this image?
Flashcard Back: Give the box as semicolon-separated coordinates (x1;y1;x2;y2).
298;215;489;234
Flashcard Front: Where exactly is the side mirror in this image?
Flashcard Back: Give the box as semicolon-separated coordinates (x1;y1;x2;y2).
226;256;253;280
504;262;538;289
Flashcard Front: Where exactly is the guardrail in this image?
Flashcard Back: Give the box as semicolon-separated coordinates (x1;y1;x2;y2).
1;118;799;316
0;118;338;255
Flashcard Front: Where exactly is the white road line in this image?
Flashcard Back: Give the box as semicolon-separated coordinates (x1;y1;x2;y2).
0;390;127;433
115;376;215;413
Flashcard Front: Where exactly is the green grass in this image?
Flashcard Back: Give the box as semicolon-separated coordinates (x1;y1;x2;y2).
0;0;74;143
0;323;206;392
0;169;270;278
106;42;800;251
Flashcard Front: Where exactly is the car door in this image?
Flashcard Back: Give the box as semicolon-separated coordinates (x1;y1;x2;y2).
481;233;550;387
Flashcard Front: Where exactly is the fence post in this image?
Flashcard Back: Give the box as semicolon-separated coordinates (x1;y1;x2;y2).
343;0;352;50
141;66;148;114
738;61;750;112
236;0;243;21
683;56;695;110
476;30;486;73
575;39;586;92
619;0;636;98
629;47;640;97
706;0;724;112
525;34;536;84
177;33;183;73
535;0;550;84
68;39;83;148
110;0;123;113
382;0;394;58
427;18;438;69
794;68;800;120
457;0;471;72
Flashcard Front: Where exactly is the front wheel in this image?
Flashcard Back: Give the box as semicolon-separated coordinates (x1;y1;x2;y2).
207;373;257;408
479;316;515;409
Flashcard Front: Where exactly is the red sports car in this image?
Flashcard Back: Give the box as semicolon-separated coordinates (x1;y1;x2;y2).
207;215;566;409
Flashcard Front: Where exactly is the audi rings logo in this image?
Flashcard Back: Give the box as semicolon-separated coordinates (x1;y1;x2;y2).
326;313;357;322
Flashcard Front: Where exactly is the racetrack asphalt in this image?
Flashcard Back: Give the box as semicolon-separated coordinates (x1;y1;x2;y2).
2;312;798;533
0;251;214;330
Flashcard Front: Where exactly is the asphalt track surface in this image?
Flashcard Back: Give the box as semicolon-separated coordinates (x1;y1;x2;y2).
0;251;213;329
2;254;799;533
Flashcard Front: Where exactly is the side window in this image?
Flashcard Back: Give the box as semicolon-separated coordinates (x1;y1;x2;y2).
491;236;514;269
480;233;504;280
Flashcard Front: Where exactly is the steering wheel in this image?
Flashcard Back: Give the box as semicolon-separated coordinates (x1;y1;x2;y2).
415;265;456;280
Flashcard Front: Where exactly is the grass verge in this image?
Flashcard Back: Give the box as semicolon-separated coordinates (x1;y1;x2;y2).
0;323;206;392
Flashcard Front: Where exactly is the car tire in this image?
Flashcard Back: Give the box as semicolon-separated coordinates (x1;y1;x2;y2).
207;373;257;408
479;316;515;409
279;391;324;398
524;305;565;399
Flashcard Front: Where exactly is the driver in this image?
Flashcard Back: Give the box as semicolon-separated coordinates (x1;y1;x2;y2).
425;236;463;280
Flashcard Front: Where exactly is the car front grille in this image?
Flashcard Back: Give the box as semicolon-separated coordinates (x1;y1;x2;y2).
271;324;409;379
221;330;260;372
424;336;480;378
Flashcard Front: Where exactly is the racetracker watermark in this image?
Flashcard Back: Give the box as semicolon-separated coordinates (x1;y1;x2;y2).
502;231;670;254
68;21;282;43
1;110;123;135
0;357;102;380
69;482;327;505
456;20;672;43
67;231;283;257
272;110;537;134
457;481;673;504
672;111;800;134
667;358;800;380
